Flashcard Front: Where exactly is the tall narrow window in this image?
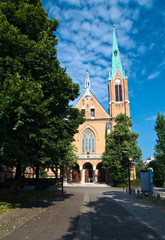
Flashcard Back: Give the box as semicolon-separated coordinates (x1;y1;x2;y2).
91;108;95;118
82;129;95;153
115;79;123;102
81;107;85;118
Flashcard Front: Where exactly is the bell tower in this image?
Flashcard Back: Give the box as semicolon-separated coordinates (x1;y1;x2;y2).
108;25;130;127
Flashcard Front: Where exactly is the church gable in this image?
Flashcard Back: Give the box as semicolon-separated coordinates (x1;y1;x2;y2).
75;91;110;120
75;70;109;120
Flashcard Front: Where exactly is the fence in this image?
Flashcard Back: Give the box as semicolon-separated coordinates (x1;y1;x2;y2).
125;187;165;206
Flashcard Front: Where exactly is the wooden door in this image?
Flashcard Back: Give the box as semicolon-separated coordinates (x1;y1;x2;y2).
85;170;90;183
72;170;80;183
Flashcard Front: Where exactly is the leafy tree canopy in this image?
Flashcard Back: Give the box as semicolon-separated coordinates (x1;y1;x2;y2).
150;112;165;183
135;160;147;179
0;0;84;177
102;113;142;186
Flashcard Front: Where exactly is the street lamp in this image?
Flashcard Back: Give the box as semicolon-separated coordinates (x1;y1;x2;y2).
122;151;131;195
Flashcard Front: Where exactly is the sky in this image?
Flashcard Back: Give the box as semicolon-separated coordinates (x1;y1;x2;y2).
41;0;165;161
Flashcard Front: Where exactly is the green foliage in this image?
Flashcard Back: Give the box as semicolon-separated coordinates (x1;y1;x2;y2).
135;160;147;179
102;113;142;186
0;0;84;177
39;170;47;179
130;178;141;187
149;112;165;184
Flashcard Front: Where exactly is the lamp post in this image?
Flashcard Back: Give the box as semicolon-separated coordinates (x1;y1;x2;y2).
122;151;131;195
61;165;64;194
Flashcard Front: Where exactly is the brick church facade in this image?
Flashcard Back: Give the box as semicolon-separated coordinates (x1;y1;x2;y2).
67;25;136;184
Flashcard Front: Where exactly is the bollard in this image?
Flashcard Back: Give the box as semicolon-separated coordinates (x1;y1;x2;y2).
157;194;161;205
149;192;153;202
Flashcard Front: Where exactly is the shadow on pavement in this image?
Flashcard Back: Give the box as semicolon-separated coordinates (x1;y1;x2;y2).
24;191;74;209
0;191;75;240
56;215;80;240
60;190;163;240
87;190;163;240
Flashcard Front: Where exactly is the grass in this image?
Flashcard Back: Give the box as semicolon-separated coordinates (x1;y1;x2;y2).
0;189;57;214
130;179;141;187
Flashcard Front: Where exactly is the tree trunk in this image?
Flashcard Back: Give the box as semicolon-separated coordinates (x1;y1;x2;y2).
35;165;40;190
51;166;58;184
14;163;22;194
61;166;64;194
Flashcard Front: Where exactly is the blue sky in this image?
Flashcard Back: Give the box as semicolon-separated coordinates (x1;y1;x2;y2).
41;0;165;161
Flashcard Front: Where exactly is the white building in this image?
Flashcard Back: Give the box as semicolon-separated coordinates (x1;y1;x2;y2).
144;156;155;165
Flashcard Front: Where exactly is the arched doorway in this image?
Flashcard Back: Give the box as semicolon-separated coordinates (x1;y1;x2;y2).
83;163;93;183
72;164;80;183
96;162;105;183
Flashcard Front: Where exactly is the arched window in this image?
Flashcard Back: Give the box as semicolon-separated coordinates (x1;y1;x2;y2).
82;129;95;153
115;79;123;102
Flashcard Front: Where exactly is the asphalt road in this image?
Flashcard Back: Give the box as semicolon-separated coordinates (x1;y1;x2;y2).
2;186;164;240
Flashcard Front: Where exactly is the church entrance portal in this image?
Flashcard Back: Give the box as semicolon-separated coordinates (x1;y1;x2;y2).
72;164;80;183
83;163;93;183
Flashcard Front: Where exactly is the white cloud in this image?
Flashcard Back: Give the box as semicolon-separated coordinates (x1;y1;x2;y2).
58;0;82;6
132;28;138;34
149;43;155;50
138;44;146;54
119;34;136;49
44;1;61;20
141;69;146;75
159;59;165;68
108;5;122;22
131;8;140;20
145;115;157;121
128;90;134;97
120;19;133;31
147;72;160;80
136;0;153;8
82;21;91;32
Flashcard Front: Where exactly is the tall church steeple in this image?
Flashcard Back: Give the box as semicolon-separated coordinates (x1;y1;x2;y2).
109;25;125;80
108;25;130;125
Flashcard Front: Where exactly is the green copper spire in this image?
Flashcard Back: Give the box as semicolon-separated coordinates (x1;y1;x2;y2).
109;25;125;80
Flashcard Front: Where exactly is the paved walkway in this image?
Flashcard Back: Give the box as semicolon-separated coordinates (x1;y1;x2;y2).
0;186;164;240
104;189;165;239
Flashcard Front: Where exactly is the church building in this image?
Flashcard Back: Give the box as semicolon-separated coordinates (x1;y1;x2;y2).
70;25;134;184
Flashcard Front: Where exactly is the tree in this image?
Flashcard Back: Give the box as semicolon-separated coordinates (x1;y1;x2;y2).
150;112;165;185
102;113;142;186
135;160;147;179
0;0;84;187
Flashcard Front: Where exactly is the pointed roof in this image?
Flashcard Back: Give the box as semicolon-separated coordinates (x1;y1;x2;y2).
75;71;110;117
109;25;126;80
85;70;91;100
85;70;90;90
